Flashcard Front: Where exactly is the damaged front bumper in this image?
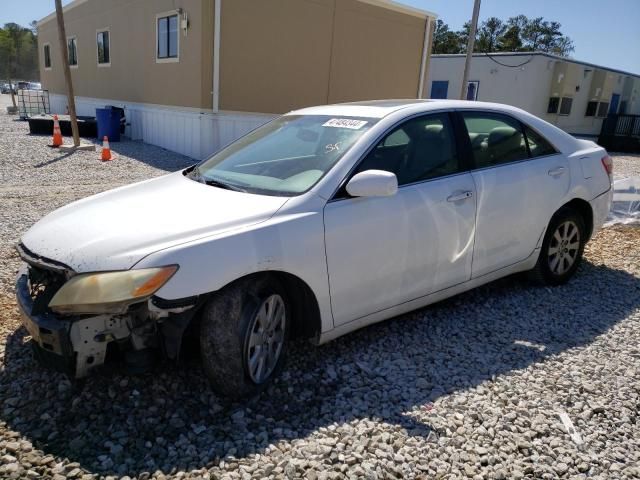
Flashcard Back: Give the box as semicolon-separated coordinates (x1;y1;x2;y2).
15;259;200;379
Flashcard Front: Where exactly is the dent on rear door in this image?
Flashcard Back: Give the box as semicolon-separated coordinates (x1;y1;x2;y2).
471;154;570;278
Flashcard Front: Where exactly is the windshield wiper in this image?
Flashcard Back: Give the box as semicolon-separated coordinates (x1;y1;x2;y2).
188;166;248;192
203;178;247;192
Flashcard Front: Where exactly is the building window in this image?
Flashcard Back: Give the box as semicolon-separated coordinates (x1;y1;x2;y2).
430;81;449;99
547;97;560;114
157;13;179;61
43;44;51;69
466;81;480;101
596;102;609;118
559;97;573;116
619;101;628;114
67;37;78;66
97;30;110;65
585;101;598;117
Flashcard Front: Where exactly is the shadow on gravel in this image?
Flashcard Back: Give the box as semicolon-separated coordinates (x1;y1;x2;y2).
34;151;76;168
1;261;639;477
26;133;194;172
107;140;195;172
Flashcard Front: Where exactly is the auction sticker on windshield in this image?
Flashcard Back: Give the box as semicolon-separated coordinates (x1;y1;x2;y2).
322;118;368;129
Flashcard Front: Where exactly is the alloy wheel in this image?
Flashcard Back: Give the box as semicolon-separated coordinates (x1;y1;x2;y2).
548;220;580;275
246;294;286;384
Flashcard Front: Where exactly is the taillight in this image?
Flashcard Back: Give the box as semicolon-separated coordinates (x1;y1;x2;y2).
601;155;613;178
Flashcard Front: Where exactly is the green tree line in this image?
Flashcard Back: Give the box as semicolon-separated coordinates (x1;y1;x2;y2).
0;22;39;82
0;22;38;107
433;15;575;57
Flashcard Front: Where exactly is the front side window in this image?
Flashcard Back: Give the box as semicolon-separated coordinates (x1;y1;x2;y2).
157;14;178;60
354;113;460;186
547;97;560;114
462;112;528;168
97;30;110;64
44;44;51;68
191;115;378;196
67;37;77;66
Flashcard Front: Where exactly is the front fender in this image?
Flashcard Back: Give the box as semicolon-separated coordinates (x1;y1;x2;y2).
133;209;334;333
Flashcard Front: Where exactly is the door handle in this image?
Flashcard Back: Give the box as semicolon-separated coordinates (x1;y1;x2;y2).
447;191;473;202
548;167;566;177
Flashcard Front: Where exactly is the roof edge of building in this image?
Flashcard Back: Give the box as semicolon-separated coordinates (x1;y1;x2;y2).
432;51;640;80
357;0;437;19
37;0;89;26
37;0;438;27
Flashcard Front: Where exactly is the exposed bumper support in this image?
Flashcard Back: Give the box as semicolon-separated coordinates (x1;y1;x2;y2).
16;269;200;378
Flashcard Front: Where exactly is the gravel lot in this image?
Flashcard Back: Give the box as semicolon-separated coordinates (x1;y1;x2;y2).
1;93;639;479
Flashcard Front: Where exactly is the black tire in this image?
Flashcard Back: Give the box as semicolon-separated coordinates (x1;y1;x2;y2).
199;276;290;398
529;208;586;285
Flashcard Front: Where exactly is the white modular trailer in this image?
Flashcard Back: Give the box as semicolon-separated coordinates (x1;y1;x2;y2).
428;52;640;137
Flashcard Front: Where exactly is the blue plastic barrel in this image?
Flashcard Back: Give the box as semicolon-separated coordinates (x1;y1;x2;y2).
95;107;121;141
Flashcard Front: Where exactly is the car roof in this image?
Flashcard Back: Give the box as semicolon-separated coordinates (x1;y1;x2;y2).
288;99;528;119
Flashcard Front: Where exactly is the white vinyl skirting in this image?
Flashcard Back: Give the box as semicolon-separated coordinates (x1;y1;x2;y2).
49;93;275;160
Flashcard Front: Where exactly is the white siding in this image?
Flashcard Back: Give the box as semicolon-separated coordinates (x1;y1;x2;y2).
428;54;640;137
49;93;275;159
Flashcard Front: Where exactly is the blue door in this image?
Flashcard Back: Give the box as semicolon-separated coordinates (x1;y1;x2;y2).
609;94;620;114
430;81;449;99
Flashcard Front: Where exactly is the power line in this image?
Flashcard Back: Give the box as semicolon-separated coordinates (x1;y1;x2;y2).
481;51;535;68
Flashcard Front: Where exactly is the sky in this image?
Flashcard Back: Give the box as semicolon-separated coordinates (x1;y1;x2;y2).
1;0;639;74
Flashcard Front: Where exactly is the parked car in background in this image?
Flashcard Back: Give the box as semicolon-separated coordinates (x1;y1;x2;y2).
28;82;42;90
15;100;613;398
1;83;16;94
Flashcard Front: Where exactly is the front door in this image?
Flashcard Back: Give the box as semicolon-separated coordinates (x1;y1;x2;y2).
324;112;476;326
458;111;571;277
430;81;449;99
609;94;620;114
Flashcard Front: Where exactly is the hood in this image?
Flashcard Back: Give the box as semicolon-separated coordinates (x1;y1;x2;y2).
21;171;289;272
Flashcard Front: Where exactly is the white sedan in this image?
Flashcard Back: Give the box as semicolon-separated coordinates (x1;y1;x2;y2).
16;100;613;397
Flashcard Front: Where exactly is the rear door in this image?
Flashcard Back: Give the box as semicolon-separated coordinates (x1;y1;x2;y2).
457;111;570;278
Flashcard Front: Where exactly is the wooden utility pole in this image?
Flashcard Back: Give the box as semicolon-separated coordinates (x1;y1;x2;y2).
459;0;481;100
54;0;80;146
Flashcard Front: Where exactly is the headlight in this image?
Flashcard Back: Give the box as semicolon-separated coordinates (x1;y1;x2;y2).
48;265;178;314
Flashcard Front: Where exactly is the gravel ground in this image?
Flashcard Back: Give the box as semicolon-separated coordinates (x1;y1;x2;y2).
612;153;640;179
1;93;639;479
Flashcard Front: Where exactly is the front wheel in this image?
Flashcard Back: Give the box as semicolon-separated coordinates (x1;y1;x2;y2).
199;276;289;398
529;209;586;285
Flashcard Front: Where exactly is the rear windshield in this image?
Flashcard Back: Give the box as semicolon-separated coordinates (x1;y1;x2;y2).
192;115;378;196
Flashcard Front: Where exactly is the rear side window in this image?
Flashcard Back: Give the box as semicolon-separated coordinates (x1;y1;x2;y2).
524;126;557;157
461;112;528;168
355;113;461;186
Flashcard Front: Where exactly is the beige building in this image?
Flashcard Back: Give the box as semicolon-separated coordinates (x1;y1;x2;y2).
37;0;437;158
427;52;640;137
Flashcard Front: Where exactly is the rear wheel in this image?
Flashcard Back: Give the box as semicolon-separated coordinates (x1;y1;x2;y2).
199;276;289;398
529;209;586;285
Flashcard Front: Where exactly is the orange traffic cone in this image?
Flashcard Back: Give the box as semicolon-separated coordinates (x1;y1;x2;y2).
51;115;63;147
101;136;112;161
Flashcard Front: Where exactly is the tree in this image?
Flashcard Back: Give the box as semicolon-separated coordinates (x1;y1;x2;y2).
432;19;463;54
0;22;39;107
476;17;506;53
430;15;574;58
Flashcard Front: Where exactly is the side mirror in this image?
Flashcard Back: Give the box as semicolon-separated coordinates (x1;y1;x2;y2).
346;170;398;198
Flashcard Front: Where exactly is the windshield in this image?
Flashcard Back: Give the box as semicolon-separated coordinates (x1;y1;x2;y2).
191;115;378;196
